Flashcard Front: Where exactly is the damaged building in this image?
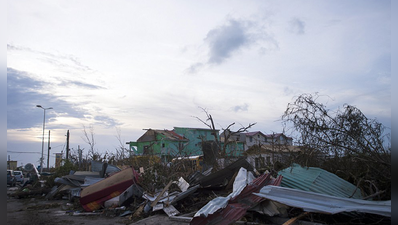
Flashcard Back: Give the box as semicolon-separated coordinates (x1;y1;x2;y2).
8;127;391;225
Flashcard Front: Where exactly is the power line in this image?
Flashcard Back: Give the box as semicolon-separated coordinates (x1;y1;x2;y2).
7;151;57;158
7;151;41;154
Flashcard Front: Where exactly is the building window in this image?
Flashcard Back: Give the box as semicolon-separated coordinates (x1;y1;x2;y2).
249;137;253;142
255;157;265;168
255;158;260;168
143;146;149;155
162;143;165;148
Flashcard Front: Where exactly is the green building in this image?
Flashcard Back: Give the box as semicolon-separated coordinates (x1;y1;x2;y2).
126;129;189;161
173;127;219;156
126;127;245;162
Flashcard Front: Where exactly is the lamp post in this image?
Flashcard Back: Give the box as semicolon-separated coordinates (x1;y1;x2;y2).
36;105;53;174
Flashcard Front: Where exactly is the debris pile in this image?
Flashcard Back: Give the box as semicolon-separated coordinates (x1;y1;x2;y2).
8;159;391;224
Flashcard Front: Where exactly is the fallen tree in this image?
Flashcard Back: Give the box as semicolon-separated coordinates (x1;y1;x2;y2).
281;93;391;200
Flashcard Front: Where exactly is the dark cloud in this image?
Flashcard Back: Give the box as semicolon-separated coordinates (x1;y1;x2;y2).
7;68;87;129
289;18;305;35
205;19;248;64
93;115;120;128
187;17;279;73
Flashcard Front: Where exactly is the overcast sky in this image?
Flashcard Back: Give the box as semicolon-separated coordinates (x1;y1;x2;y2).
7;0;391;168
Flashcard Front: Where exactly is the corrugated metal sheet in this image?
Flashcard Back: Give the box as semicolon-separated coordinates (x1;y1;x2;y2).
193;168;255;218
278;163;363;199
197;158;254;188
170;184;200;205
191;170;282;225
254;186;391;217
91;161;121;175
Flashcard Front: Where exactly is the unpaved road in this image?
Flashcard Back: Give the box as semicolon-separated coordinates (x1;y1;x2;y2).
7;186;189;225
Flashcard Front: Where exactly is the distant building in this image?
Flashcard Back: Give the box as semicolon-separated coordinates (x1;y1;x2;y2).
219;130;293;151
173;127;219;156
7;160;18;170
264;133;293;146
126;129;189;161
127;128;294;165
244;145;302;171
55;153;63;168
126;127;221;161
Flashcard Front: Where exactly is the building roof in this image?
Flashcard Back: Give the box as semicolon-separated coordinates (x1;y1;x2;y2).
227;131;292;140
264;133;293;140
244;131;267;137
137;129;189;142
174;127;220;131
245;145;302;154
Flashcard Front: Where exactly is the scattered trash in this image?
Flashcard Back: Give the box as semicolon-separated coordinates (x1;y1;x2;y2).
7;158;391;224
191;168;282;225
80;167;140;211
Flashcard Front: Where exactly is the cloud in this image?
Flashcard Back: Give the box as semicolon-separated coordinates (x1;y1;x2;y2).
187;17;279;73
289;17;305;35
232;103;249;112
7;68;118;131
7;44;93;73
7;68;87;129
93;115;120;128
60;80;105;90
185;62;204;74
283;86;296;96
205;19;249;65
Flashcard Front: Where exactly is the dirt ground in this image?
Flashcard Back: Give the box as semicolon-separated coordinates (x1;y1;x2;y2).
7;186;190;225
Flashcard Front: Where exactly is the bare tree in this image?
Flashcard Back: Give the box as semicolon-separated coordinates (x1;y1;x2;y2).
193;107;219;141
220;122;256;157
281;93;391;200
82;125;102;161
115;127;129;159
195;107;256;158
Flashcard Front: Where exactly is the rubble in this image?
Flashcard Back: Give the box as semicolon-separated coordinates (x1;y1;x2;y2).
190;168;282;225
80;167;140;211
7;158;392;225
254;185;391;217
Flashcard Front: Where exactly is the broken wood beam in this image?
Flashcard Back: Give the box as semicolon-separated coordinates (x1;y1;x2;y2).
282;211;311;225
150;180;173;207
169;216;192;223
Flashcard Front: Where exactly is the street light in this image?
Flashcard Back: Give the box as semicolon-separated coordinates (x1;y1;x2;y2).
36;105;53;174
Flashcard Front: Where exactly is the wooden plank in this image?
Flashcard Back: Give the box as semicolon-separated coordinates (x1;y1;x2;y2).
282;212;310;225
169;216;192;223
150;180;173;207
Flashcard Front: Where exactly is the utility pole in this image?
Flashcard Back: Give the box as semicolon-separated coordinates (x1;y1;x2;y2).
78;145;82;168
36;105;53;174
47;130;51;170
66;130;70;160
